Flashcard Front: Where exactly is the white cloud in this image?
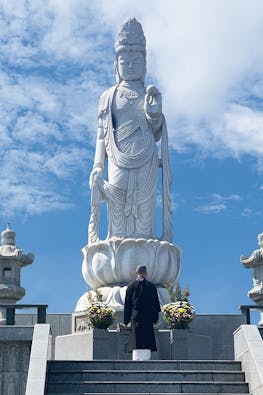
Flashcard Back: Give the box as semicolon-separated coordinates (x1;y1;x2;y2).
1;0;263;217
13;112;62;143
241;208;262;217
0;1;106;218
3;1;263;127
1;150;45;179
212;193;241;202
214;104;263;157
195;193;241;214
256;160;263;175
0;148;73;217
43;146;91;178
196;203;227;214
92;0;263;159
0;78;33;109
0;125;12;147
0;180;73;217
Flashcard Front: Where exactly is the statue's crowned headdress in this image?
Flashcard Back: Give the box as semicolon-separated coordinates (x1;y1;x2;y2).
115;17;146;54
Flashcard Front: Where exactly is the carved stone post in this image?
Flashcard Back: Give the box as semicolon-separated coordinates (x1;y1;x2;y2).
0;224;34;324
241;232;263;327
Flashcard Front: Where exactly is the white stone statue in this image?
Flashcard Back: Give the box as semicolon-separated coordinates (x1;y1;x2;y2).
76;18;180;312
241;232;263;326
88;17;172;243
241;233;263;300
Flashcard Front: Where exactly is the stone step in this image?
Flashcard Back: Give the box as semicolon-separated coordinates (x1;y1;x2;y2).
46;380;249;393
46;360;249;394
47;393;249;395
48;360;242;372
48;369;245;383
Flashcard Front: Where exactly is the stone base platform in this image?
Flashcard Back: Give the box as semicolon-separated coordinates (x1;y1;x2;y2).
78;237;181;310
55;328;208;361
57;313;246;361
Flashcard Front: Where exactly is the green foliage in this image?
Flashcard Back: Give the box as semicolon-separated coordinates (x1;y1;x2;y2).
167;283;190;302
87;288;103;303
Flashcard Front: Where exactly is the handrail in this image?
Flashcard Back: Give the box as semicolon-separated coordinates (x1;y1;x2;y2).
0;304;48;325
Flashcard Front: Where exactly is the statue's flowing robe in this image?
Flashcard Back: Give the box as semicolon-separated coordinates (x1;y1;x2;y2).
124;278;161;351
92;85;172;241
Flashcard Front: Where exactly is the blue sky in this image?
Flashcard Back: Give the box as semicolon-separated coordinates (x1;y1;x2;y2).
1;0;263;318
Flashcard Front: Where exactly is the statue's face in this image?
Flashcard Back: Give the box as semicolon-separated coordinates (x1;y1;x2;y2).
117;50;145;81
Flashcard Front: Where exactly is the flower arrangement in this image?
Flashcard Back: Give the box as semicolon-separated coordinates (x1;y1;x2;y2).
86;289;115;329
162;284;195;329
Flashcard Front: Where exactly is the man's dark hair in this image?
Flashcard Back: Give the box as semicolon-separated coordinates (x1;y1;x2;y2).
136;265;147;273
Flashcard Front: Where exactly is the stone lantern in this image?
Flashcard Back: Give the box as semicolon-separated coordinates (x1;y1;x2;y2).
241;232;263;326
0;224;34;323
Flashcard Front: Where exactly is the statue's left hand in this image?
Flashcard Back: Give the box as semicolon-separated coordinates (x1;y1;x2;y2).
144;85;162;119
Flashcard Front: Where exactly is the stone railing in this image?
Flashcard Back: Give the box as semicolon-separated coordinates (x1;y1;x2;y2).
240;304;263;325
0;304;48;325
234;324;263;395
25;324;52;395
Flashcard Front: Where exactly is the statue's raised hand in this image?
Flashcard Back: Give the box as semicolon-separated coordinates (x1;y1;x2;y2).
240;254;248;261
144;85;162;119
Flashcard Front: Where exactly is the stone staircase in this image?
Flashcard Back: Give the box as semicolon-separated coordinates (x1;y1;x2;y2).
45;360;250;394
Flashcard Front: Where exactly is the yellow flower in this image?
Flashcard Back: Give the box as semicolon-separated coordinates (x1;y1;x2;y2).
178;308;185;313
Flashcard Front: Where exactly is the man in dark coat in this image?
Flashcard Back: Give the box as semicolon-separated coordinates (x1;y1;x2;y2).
124;265;161;359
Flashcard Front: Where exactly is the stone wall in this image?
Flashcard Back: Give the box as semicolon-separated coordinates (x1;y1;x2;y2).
0;314;71;394
0;327;33;395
